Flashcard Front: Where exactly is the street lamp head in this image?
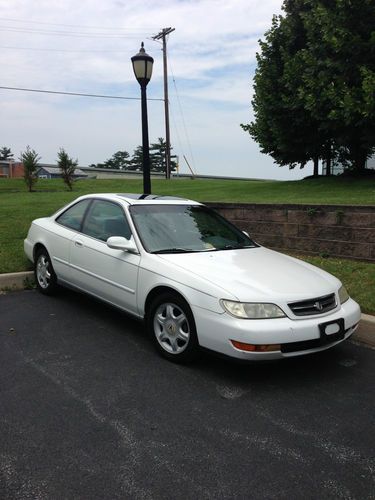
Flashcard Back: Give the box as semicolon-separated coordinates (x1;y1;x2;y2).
131;42;154;86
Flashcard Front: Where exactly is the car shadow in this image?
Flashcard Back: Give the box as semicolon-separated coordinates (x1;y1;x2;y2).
55;286;362;393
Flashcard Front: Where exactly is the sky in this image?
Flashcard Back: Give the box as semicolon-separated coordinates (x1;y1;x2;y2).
0;0;310;180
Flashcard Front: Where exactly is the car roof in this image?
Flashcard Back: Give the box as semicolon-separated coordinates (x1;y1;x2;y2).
77;193;202;206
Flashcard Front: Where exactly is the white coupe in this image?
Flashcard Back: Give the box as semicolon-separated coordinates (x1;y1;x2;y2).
24;193;361;362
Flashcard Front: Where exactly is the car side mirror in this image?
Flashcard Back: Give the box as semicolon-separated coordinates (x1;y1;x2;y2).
107;236;138;254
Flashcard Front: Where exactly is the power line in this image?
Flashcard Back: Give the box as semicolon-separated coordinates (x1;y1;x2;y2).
168;59;198;174
0;26;142;38
0;45;128;53
0;16;156;31
0;86;163;101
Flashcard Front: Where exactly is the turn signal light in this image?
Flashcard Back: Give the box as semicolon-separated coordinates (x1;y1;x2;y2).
230;340;281;352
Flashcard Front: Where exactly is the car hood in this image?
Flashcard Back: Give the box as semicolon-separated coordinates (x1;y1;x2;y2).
157;247;339;302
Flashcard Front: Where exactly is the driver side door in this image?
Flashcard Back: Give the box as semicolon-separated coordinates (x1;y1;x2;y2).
69;199;140;315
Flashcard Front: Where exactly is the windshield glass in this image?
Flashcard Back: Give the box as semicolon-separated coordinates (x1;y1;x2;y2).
129;204;257;253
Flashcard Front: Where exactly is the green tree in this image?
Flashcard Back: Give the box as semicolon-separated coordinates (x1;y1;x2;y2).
104;150;130;170
243;0;375;175
20;146;40;192
242;12;324;174
129;146;144;171
57;148;78;191
129;141;178;172
297;0;375;172
150;138;177;173
0;147;14;161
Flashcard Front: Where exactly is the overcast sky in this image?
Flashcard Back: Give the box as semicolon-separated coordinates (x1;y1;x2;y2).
0;0;309;180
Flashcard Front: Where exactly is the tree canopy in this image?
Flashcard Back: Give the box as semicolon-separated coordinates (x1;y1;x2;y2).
90;139;177;173
57;148;78;191
0;147;14;161
242;0;375;175
20;146;40;192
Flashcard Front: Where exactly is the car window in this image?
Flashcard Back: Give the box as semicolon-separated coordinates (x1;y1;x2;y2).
130;205;257;253
82;200;131;242
56;199;91;231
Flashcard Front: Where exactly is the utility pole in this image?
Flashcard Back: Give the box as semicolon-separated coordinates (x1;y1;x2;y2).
152;27;175;179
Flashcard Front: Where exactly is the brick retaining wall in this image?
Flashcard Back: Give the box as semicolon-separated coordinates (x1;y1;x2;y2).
207;203;375;262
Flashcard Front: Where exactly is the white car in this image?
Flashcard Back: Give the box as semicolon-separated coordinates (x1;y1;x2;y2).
24;193;361;362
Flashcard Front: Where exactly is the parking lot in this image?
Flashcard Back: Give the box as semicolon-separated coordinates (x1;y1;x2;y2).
1;289;374;499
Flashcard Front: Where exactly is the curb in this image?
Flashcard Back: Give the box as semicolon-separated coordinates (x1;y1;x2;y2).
0;271;34;290
0;271;374;349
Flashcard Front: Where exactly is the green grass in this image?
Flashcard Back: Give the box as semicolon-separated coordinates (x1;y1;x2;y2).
0;175;374;204
1;177;374;313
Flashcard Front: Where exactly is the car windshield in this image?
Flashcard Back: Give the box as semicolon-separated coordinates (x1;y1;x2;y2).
129;204;258;253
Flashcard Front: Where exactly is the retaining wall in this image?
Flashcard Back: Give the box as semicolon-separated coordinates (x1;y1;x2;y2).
207;203;375;262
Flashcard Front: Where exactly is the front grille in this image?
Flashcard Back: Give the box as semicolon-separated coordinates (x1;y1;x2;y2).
288;293;336;316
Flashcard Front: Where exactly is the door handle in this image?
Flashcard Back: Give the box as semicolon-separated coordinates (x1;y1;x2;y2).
75;240;84;248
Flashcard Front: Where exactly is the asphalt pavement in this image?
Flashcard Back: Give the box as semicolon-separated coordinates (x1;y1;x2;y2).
1;289;374;499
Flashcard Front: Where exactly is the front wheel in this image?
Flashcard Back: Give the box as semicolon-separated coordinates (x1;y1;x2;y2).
34;248;58;295
147;293;200;363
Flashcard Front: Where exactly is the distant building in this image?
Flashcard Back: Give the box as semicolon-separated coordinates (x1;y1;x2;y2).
37;165;88;179
322;154;375;175
0;161;24;178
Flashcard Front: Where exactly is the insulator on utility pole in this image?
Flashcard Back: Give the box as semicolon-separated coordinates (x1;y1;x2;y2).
152;27;175;179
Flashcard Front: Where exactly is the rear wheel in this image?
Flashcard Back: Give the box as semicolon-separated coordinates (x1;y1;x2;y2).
34;248;58;295
147;293;200;363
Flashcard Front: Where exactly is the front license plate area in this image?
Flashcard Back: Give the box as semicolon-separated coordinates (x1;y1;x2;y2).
319;318;345;343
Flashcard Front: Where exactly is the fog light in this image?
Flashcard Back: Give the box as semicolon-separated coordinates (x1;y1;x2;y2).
231;340;281;352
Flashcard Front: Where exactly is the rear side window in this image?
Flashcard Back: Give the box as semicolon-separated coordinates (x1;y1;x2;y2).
56;199;91;231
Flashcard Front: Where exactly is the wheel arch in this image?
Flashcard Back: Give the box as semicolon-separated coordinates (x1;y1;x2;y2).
144;286;191;320
33;242;48;261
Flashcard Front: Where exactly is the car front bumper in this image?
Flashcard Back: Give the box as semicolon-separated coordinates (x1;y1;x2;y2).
193;298;361;360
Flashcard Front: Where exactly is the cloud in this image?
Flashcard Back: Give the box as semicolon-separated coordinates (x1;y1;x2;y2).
0;0;308;180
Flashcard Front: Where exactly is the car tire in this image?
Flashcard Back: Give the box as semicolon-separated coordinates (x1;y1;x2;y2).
34;248;58;295
147;292;200;363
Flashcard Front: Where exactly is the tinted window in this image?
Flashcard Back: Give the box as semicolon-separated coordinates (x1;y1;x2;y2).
82;200;131;241
56;199;91;231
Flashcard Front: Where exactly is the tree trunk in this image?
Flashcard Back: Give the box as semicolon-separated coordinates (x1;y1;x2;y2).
313;156;319;177
325;146;331;176
352;145;367;171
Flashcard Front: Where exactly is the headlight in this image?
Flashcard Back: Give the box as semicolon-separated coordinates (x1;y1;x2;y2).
338;285;349;304
221;300;286;319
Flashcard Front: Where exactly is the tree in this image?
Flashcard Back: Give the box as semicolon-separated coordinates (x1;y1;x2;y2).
20;146;40;192
149;138;177;173
243;0;375;175
90;150;131;170
57;148;78;191
0;147;14;161
297;0;375;172
129;146;144;171
242;11;325;174
104;150;130;170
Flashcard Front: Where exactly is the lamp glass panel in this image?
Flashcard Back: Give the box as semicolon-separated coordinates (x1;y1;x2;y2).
133;59;146;79
146;61;153;80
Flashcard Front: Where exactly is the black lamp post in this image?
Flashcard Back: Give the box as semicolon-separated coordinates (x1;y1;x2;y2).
131;42;154;195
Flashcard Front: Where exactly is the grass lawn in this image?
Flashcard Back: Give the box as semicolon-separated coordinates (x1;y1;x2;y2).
1;176;374;313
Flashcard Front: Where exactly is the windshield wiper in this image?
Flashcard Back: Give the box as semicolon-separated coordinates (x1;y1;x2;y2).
151;248;197;254
219;244;256;251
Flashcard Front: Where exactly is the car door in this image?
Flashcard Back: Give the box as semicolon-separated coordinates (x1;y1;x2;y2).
69;199;141;315
52;198;93;282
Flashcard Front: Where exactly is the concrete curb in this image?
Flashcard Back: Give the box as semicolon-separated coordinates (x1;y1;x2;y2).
0;271;374;349
0;271;34;290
